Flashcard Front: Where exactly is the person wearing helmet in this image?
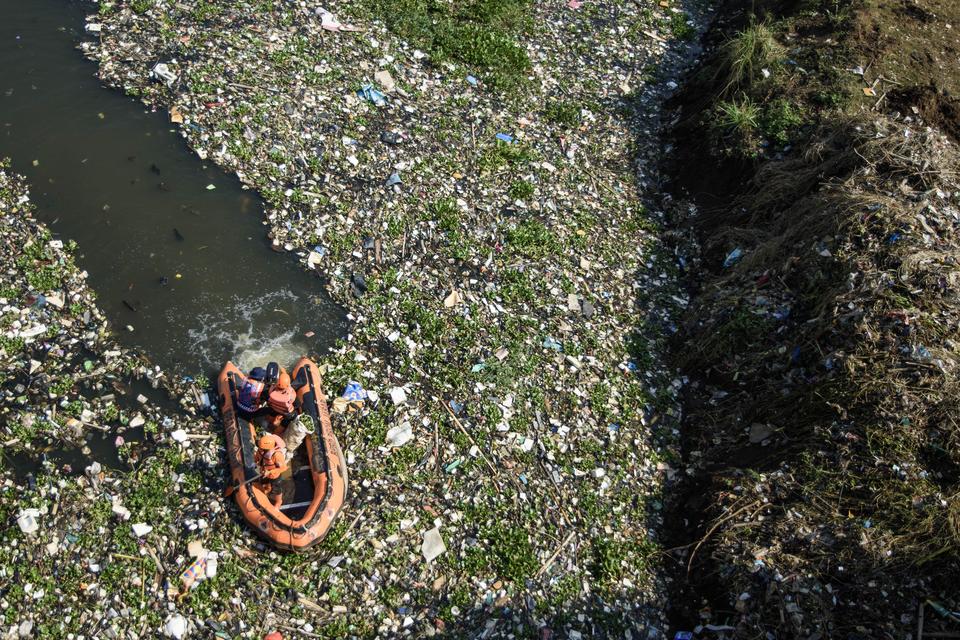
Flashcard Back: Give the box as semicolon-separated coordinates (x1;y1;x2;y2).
235;366;268;418
267;372;297;425
253;432;288;508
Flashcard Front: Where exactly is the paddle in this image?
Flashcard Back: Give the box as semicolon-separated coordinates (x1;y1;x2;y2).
223;471;262;498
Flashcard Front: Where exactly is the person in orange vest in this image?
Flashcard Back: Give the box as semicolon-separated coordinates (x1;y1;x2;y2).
235;367;267;419
253;433;288;508
266;372;297;429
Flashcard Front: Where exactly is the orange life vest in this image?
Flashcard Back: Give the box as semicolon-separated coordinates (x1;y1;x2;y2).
236;379;265;413
268;387;296;415
254;434;288;480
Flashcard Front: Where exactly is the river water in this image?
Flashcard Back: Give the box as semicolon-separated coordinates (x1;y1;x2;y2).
0;0;346;376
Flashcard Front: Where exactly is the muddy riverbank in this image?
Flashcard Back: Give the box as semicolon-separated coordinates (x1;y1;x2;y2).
659;0;960;635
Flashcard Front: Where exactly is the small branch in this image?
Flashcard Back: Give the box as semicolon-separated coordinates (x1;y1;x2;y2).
278;623;325;638
642;29;666;42
536;531;577;578
918;600;925;640
687;500;760;575
440;400;499;479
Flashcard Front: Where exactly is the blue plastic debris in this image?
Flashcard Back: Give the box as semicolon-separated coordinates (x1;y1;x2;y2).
790;345;801;364
495;132;514;144
342;380;367;402
674;633;694;640
887;232;902;244
723;247;743;268
911;345;932;361
449;399;464;414
772;306;791;320
385;172;402;187
358;84;387;107
466;75;478;86
626;361;638;372
470;362;486;373
608;423;620;432
313;245;328;257
542;336;562;351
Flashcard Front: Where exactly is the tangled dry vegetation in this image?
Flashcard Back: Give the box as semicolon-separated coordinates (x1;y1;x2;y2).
674;110;960;639
664;0;960;635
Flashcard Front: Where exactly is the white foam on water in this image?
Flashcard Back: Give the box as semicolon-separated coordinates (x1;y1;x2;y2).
232;329;307;373
183;289;308;371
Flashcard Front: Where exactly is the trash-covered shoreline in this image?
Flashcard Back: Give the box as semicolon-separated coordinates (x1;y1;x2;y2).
0;164;213;639
2;0;714;638
659;0;960;635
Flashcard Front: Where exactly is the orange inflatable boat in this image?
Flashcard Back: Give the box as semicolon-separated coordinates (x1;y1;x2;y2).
218;357;347;551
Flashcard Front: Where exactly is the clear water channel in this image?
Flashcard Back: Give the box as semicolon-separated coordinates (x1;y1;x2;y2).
0;0;346;377
0;1;346;475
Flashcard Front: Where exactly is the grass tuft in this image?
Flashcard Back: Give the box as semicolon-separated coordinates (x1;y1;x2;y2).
715;96;759;135
718;21;783;93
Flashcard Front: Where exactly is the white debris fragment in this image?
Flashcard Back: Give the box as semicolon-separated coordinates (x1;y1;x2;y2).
389;386;408;405
421;527;446;562
385;422;413;448
163;614;188;639
16;509;41;534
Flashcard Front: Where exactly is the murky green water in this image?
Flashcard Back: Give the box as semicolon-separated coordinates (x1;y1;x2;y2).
0;0;346;376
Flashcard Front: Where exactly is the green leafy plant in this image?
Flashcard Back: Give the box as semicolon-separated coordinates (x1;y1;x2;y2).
508;179;535;200
544;99;581;128
760;98;803;146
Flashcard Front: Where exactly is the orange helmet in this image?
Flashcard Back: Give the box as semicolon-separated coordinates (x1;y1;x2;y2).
258;435;276;450
277;372;291;390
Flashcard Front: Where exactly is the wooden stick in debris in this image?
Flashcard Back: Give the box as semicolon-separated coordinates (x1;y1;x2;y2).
344;506;367;537
687;499;760;575
537;458;572;527
642;29;666;42
433;417;440;473
111;553;143;562
536;531;577;578
257;593;278;639
440;400;498;477
145;545;165;572
278;624;324;638
918;600;925;640
297;593;326;613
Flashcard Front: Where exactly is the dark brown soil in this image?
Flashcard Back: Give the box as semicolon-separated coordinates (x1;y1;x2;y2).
853;0;960;97
890;84;960;144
